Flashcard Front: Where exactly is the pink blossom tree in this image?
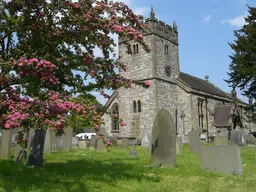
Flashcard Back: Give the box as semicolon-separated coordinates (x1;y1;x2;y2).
0;0;150;167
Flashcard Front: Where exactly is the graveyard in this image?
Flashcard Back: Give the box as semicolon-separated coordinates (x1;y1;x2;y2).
0;145;256;192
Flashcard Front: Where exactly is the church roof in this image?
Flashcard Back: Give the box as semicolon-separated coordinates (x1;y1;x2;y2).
179;72;231;99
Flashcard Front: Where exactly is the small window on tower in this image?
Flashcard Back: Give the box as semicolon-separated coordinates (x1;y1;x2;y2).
133;44;139;54
133;100;137;113
138;100;142;113
165;45;169;55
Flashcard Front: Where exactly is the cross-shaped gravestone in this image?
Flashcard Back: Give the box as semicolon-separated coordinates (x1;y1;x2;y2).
151;108;176;168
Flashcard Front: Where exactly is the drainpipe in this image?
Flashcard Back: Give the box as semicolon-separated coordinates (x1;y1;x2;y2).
205;97;209;143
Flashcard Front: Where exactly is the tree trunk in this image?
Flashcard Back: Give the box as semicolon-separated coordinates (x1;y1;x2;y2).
25;129;46;167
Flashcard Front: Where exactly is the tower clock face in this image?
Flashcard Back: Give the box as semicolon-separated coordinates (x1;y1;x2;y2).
165;66;171;77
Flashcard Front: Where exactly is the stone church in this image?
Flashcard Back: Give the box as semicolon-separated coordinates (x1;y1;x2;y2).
102;9;254;144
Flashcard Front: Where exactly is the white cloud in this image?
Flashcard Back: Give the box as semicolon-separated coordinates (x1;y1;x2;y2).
133;7;150;16
221;12;247;28
202;14;212;24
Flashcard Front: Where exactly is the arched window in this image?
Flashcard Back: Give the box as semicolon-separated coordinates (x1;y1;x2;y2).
138;100;141;113
165;45;169;55
112;103;119;131
133;44;139;54
133;100;137;113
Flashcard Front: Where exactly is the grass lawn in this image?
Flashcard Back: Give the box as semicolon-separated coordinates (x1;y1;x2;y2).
0;145;256;192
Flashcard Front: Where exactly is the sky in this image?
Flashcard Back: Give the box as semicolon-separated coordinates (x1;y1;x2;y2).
93;0;256;105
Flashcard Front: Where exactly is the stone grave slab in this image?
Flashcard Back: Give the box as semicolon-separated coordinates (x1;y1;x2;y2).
188;129;201;154
78;140;87;149
56;136;63;150
231;130;242;146
62;127;73;151
200;145;243;176
176;135;182;155
89;135;96;151
213;136;229;146
120;138;128;149
151;108;176;168
44;129;53;153
141;129;151;147
96;138;107;152
0;129;13;158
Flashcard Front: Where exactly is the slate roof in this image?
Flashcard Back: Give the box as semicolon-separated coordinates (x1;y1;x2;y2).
179;72;231;99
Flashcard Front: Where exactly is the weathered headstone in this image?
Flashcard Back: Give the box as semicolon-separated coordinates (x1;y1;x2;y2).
129;144;138;157
78;140;87;149
56;136;63;150
213;136;229;146
99;127;107;136
27;129;35;151
188;129;201;154
141;129;151;147
51;132;56;150
0;129;13;158
151;108;176;168
62;127;73;151
120;138;128;149
176;135;182;154
89;135;96;151
72;137;79;146
108;136;118;147
96;138;107;152
200;145;243;176
231;130;242;146
44;129;53;153
245;135;256;145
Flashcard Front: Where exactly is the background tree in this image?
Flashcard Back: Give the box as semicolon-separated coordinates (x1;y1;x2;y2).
226;5;256;121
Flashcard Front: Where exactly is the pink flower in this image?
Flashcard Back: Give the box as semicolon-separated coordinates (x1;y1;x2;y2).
35;113;40;117
144;81;150;88
121;121;126;127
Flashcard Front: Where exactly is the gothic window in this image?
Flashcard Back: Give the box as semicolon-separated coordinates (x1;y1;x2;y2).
138;100;142;113
165;45;169;55
133;100;137;113
111;103;119;131
198;98;204;128
133;44;139;54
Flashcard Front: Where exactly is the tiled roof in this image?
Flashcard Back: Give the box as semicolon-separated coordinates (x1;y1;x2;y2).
179;72;231;99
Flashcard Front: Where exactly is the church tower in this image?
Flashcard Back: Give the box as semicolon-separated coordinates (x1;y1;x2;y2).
117;8;180;138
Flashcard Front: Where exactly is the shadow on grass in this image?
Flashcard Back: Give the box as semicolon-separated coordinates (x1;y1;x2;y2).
0;155;161;192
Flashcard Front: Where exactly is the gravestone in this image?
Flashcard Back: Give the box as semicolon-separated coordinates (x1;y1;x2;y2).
72;137;79;146
214;136;229;146
56;136;63;150
200;145;243;176
0;129;13;158
151;108;176;168
78;140;87;149
27;129;35;151
99;127;107;136
14;144;25;162
44;129;52;153
141;129;151;147
62;127;73;151
96;138;107;152
176;135;182;155
108;136;118;147
231;130;242;146
129;144;138;157
120;138;128;149
51;132;57;150
188;129;201;154
89;135;96;150
245;135;256;145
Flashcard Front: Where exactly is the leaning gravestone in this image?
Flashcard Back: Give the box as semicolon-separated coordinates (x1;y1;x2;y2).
141;129;151;147
188;129;201;154
151;108;176;168
231;130;242;146
89;135;96;151
0;129;13;158
200;145;243;176
96;138;107;152
213;136;229;146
